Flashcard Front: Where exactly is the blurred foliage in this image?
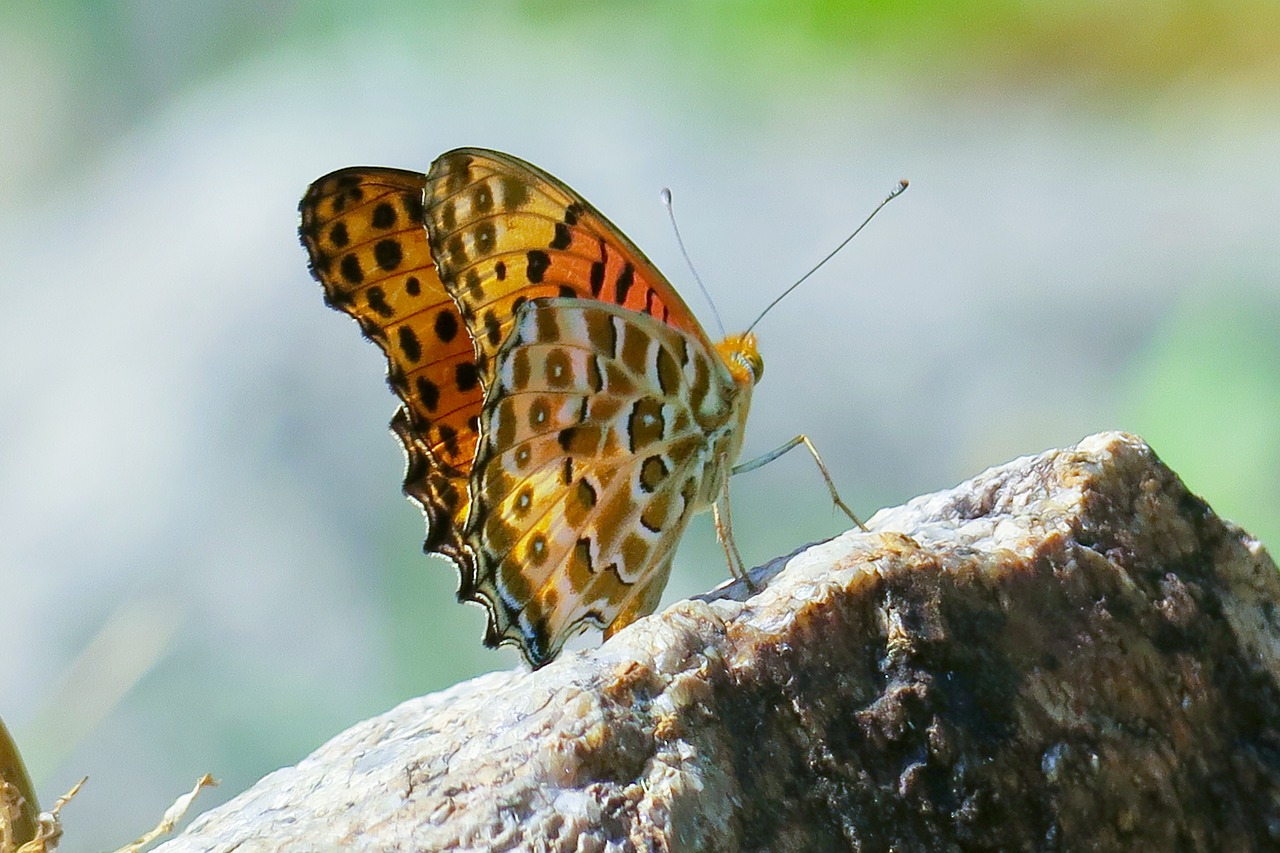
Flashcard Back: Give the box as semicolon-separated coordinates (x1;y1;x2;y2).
7;0;1279;124
520;0;1280;92
1127;286;1280;550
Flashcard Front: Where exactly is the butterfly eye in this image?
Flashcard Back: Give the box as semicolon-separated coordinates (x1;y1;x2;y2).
735;350;764;383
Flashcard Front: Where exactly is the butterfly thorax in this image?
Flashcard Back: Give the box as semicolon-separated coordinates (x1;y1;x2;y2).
689;332;762;509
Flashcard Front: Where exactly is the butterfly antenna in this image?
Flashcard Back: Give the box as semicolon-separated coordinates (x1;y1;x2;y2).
662;187;726;338
746;178;909;333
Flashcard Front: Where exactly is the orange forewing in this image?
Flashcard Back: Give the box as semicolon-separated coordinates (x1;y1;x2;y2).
299;167;480;558
421;149;715;371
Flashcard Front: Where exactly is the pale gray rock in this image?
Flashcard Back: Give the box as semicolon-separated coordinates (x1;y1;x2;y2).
155;432;1280;852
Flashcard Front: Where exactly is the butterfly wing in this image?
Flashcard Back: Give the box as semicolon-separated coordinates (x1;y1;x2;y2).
466;298;744;667
299;167;482;560
303;151;752;669
421;148;716;378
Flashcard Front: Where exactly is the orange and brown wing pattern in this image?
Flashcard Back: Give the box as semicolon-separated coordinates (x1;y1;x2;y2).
303;151;763;670
299;167;481;558
463;299;744;667
421;148;715;382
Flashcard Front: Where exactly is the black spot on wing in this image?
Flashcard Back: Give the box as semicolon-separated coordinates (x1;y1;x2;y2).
615;263;634;302
438;424;460;458
527;250;550;283
434;310;459;343
551;222;571;250
366;286;394;318
589;261;605;296
374;239;402;271
484;310;501;346
340;254;363;284
416;377;440;412
456;361;480;391
398;326;422;362
404;192;425;224
371;202;396;229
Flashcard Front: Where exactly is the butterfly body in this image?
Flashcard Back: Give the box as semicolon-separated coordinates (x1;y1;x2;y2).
301;149;764;667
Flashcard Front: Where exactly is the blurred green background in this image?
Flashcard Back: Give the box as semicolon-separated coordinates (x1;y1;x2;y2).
1;1;1276;846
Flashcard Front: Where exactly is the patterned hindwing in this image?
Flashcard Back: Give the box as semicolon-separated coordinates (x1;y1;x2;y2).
463;299;747;667
299;167;484;558
421;148;717;387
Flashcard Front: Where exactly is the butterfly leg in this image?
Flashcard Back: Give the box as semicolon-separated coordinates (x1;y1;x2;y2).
731;435;868;532
713;457;758;591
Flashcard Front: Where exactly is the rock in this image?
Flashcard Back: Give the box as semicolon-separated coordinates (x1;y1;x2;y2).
155;432;1280;852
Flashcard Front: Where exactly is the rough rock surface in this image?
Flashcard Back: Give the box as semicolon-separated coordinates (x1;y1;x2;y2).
155;432;1280;852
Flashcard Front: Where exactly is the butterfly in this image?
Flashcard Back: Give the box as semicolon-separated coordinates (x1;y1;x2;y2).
300;148;868;668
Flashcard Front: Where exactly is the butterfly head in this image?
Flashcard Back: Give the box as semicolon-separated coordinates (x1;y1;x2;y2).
716;333;763;387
